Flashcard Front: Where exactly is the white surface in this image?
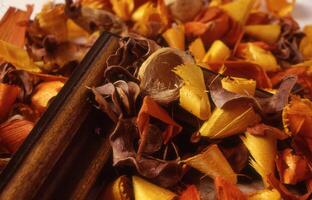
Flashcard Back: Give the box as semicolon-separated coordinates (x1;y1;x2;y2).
1;0;312;27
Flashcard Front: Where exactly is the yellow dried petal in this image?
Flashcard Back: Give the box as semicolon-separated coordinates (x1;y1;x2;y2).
179;85;210;120
101;176;132;200
241;132;277;187
110;0;134;21
200;101;261;138
202;40;231;63
80;0;110;9
132;176;176;200
248;189;281;200
266;0;295;17
221;0;256;24
67;19;89;41
173;64;211;120
37;3;68;42
245;24;281;44
188;38;206;62
0;40;41;72
162;24;185;51
300;25;312;60
131;2;154;22
221;77;256;96
242;43;280;72
184;144;237;183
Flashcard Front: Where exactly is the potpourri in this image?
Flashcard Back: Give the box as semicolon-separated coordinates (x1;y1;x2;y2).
0;0;312;199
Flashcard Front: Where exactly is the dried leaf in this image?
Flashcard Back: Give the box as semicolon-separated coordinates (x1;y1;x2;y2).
132;176;177;200
215;176;247;200
0;83;20;121
247;123;289;140
245;24;281;44
179;185;200;200
137;96;182;144
241;132;277;186
162;24;185;50
202;40;231;63
173;64;211;120
276;148;311;185
184;144;237;183
0;119;33;153
138;48;194;104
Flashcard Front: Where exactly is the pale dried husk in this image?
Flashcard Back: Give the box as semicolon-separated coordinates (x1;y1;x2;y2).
138;48;194;104
132;176;177;200
184;144;237;184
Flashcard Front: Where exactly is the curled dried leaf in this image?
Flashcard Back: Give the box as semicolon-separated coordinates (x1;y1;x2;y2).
132;176;177;200
247;123;289;140
138;48;194;104
184;144;237;183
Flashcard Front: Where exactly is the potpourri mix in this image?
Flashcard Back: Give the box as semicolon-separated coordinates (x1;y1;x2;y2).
0;0;312;199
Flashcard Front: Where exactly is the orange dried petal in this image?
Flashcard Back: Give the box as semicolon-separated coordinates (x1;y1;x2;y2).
266;0;295;17
215;176;247;200
179;185;200;200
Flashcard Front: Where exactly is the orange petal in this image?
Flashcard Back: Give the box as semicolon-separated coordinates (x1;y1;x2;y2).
179;185;200;200
266;0;295;17
137;96;182;144
214;176;247;200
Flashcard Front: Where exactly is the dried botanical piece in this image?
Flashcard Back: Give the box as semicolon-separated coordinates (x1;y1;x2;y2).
166;0;204;22
238;43;280;72
188;38;206;62
276;148;311;185
214;176;247;200
245;24;281;44
241;131;277;186
221;0;255;24
184;144;237;183
221;77;256;96
31;81;64;113
0;83;20;121
202;40;231;63
248;189;281;200
0;119;34;153
100;176;133;200
299;25;312;60
132;176;177;200
179;185;200;200
110;0;134;21
138;48;194;104
162;24;185;50
173;64;211;120
266;0;295;17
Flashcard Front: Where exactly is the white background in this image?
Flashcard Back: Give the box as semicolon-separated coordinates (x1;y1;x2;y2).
0;0;312;27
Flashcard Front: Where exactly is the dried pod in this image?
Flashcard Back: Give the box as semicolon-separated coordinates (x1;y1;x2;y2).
138;48;194;104
241;132;277;186
31;81;64;113
166;0;204;22
245;24;281;44
238;43;280;72
199;101;261;138
0;83;20;121
162;24;185;50
202;40;231;63
132;176;177;200
221;77;256;96
248;189;281;200
173;64;211;120
188;38;206;62
100;176;133;200
184;144;237;184
0;119;34;153
221;0;255;24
